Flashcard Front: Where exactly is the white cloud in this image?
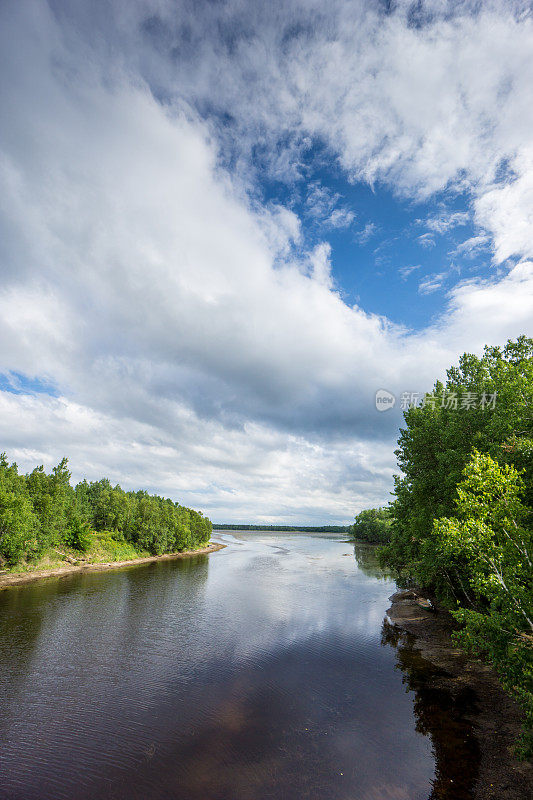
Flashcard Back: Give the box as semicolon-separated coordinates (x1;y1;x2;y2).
418;273;447;295
451;233;492;258
474;146;533;262
442;261;533;349
356;222;377;244
125;0;533;267
304;182;355;230
0;2;532;522
417;233;437;249
399;265;421;281
327;207;355;230
419;211;470;235
0;391;396;524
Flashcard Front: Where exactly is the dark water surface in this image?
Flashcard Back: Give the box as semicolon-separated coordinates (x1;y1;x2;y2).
0;532;478;799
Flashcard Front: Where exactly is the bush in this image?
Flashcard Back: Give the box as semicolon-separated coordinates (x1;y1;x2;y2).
350;507;393;543
63;513;93;552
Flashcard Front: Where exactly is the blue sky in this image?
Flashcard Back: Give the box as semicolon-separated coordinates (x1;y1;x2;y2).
0;372;58;397
0;1;531;523
261;160;492;328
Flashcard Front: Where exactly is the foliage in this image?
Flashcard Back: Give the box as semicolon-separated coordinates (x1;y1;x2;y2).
379;336;533;755
0;453;212;566
26;457;75;556
381;336;533;593
433;452;533;755
349;507;393;543
62;512;93;553
0;455;39;564
89;530;143;562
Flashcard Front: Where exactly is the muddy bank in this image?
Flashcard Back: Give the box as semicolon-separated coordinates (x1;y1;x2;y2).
386;590;533;800
0;542;226;590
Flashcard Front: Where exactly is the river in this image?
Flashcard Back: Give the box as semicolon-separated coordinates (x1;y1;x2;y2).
0;531;478;799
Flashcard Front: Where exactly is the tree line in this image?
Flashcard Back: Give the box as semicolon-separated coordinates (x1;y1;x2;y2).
0;455;212;566
214;524;350;532
349;507;393;543
378;336;533;755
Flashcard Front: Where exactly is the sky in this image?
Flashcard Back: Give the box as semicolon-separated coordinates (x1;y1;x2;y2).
0;0;532;524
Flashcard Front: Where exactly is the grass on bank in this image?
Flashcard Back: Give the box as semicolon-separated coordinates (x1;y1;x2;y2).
0;529;213;577
0;453;213;574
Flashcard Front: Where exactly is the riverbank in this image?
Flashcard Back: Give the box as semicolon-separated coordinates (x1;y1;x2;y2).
386;590;533;800
0;542;226;590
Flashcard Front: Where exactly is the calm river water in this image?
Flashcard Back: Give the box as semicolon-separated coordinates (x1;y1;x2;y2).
0;532;478;799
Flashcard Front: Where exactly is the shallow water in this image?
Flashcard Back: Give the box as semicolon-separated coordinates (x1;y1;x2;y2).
0;532;477;799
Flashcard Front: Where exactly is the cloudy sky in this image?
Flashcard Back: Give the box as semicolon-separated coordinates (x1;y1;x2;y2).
1;0;532;524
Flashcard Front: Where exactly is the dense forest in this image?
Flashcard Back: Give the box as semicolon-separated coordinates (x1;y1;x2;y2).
380;336;533;754
0;455;212;568
349;507;393;543
214;524;350;532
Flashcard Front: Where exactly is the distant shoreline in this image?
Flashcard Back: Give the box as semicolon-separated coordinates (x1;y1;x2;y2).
213;525;350;533
0;542;226;591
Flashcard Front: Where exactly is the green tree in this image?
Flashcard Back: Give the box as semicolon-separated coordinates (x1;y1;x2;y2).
379;336;533;753
26;457;76;554
350;507;393;543
0;454;39;564
0;454;212;564
433;452;533;754
381;336;533;600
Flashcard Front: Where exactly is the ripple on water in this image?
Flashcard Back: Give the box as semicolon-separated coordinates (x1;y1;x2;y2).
0;533;479;799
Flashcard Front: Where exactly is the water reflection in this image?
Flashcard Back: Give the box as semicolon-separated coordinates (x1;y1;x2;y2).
381;621;480;799
0;533;480;799
352;540;393;580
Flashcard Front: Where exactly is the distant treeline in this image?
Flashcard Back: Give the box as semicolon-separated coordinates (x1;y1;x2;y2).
0;454;212;566
213;524;350;532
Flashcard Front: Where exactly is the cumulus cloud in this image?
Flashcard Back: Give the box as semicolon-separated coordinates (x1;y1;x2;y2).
0;1;532;522
442;261;533;349
104;0;533;255
0;391;396;524
474;147;533;262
